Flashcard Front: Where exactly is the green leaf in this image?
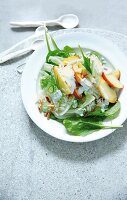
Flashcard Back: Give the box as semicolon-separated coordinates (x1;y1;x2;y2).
50;35;60;50
63;118;102;136
40;71;58;93
63;116;122;136
45;29;76;64
50;113;64;123
46;49;68;64
40;78;49;88
82;93;95;108
45;27;51;52
71;93;95;116
63;46;75;54
105;101;121;119
88;101;121;119
78;45;92;74
87;107;105;117
46;46;76;64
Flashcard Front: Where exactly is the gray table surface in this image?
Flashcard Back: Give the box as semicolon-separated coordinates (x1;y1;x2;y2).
1;0;127;200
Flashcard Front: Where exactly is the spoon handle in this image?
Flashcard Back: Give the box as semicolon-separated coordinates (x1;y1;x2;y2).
0;47;32;64
10;21;44;27
10;20;59;27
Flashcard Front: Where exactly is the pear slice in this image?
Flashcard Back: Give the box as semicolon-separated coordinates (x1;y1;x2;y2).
113;69;120;80
97;77;117;103
72;62;87;76
53;66;71;95
102;72;123;89
63;56;80;65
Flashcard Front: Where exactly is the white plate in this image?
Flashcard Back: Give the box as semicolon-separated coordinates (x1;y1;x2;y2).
21;28;127;142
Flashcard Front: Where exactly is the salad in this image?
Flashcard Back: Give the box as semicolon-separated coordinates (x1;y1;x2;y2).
37;29;124;136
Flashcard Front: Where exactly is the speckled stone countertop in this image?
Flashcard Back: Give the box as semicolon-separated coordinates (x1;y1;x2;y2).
0;1;127;200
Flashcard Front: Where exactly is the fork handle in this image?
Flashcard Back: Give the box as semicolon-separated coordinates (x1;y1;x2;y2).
0;47;32;64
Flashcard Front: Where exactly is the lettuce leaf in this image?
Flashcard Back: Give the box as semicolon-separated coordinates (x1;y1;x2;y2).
40;71;58;93
63;115;122;136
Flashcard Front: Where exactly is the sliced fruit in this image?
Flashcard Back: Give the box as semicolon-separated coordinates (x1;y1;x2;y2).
79;63;88;76
74;72;82;84
102;72;123;89
113;69;120;80
72;62;87;76
72;63;82;73
63;56;80;65
103;65;113;74
53;66;71;95
73;89;82;99
97;77;117;103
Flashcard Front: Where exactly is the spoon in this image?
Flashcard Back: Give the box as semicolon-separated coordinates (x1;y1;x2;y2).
0;40;43;64
10;14;79;29
0;26;45;58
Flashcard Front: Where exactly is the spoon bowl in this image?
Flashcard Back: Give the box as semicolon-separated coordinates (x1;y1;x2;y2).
58;14;79;28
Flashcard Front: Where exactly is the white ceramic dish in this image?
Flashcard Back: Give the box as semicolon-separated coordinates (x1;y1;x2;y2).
21;28;127;142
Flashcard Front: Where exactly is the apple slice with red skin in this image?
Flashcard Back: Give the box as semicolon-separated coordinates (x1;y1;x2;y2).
74;73;82;84
73;89;82;99
74;72;88;85
102;72;123;89
97;77;117;103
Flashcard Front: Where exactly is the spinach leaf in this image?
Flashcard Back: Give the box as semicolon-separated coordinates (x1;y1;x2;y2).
78;45;92;74
50;101;121;136
63;101;121;136
50;113;64;123
63;116;122;136
46;46;76;64
63;118;103;136
46;49;68;64
105;101;121;119
87;107;105;117
45;28;76;64
88;101;120;119
63;46;75;54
